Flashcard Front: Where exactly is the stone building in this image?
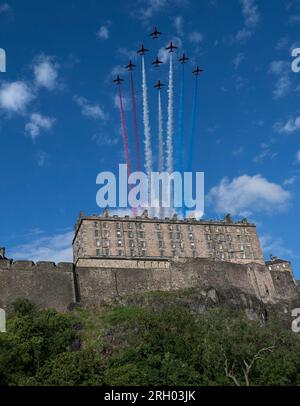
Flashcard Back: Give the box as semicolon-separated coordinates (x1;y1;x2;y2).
73;210;264;267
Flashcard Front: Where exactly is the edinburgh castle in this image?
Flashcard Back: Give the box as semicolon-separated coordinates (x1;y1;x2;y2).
0;211;299;314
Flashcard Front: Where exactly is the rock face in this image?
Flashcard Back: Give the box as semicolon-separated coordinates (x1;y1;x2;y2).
0;257;299;314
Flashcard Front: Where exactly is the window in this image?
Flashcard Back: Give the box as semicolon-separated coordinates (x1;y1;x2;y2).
130;249;135;257
116;222;121;230
128;231;133;238
104;248;110;256
189;225;194;231
168;224;173;231
96;239;100;247
192;250;196;257
156;223;161;230
117;240;122;247
176;224;180;231
159;240;164;248
141;249;146;256
103;222;108;229
176;232;181;239
240;244;244;251
219;244;223;251
191;242;195;249
157;232;163;239
171;242;176;249
138;223;144;230
116;231;121;237
205;234;211;241
169;232;173;239
139;231;145;238
128;223;132;229
189;233;194;240
95;230;99;237
160;250;164;257
172;250;176;257
103;239;109;248
118;250;123;256
129;240;135;248
96;249;100;256
104;230;109;237
94;221;99;228
141;241;146;248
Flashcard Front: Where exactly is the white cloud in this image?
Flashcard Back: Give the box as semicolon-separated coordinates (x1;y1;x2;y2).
132;0;189;23
0;2;10;13
296;150;300;163
74;95;107;120
276;37;289;51
236;0;260;42
188;31;203;43
25;113;55;140
269;60;291;99
283;176;298;186
233;53;244;69
0;81;34;114
173;16;184;36
33;55;59;91
207;174;291;216
260;234;293;259
113;93;130;111
97;22;111;40
9;230;73;263
273;116;300;134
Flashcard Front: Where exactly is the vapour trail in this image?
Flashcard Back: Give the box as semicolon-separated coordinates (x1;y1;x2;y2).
158;90;164;219
178;63;185;174
118;84;131;175
187;75;199;173
158;90;164;173
166;52;174;174
141;55;153;176
130;71;141;172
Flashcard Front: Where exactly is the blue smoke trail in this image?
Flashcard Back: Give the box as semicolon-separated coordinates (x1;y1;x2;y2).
187;75;199;173
178;63;185;174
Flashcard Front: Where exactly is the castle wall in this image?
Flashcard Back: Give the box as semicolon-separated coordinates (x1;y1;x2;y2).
0;260;76;312
75;258;278;308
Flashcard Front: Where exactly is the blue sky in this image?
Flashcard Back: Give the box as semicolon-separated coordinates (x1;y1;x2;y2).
0;0;299;276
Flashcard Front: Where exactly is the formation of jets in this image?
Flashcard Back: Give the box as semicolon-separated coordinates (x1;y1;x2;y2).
113;75;124;85
152;56;163;67
179;53;189;64
192;66;203;76
150;26;162;39
154;80;164;90
125;60;136;71
113;27;203;86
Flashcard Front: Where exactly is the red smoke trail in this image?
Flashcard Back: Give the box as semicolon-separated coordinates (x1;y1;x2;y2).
130;71;141;172
118;85;136;216
118;84;131;176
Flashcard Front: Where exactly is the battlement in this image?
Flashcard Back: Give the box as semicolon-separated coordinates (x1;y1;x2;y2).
0;259;74;272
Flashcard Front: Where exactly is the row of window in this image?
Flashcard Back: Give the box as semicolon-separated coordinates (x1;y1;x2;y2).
95;249;197;258
205;233;250;243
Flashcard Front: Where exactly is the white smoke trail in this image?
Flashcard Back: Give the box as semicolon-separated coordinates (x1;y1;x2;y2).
158;90;164;173
142;55;153;176
158;90;164;219
166;52;174;174
142;55;153;215
166;52;174;217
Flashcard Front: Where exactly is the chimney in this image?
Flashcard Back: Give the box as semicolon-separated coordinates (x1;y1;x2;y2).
0;247;5;259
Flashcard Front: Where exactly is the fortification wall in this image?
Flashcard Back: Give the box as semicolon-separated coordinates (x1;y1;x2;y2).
0;259;76;312
0;257;298;311
75;258;283;308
